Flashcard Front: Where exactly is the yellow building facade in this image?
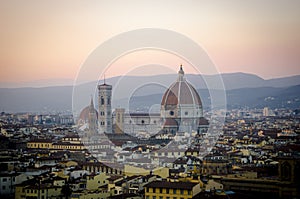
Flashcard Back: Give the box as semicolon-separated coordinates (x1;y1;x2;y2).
15;184;62;199
86;173;109;190
144;181;200;199
27;139;53;149
27;139;85;152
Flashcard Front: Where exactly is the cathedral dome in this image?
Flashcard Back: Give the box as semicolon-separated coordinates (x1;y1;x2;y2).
160;65;203;133
161;66;202;107
78;99;98;124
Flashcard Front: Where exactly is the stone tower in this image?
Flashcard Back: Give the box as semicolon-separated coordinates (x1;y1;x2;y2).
98;83;112;134
114;108;125;134
88;97;97;136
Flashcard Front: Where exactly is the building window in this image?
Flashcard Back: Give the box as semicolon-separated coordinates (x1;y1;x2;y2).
185;111;188;115
170;111;174;116
2;178;7;182
101;97;104;105
141;120;145;124
2;185;5;190
173;189;176;194
180;189;184;194
160;188;162;193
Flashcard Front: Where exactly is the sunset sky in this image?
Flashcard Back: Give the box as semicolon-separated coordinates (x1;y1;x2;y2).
1;0;300;86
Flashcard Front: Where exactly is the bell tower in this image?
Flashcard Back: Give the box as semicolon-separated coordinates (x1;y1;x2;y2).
98;81;112;134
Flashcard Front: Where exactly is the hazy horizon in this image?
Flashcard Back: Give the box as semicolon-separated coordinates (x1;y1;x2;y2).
1;71;300;88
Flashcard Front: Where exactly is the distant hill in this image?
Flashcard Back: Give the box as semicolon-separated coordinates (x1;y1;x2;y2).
2;73;299;90
0;86;73;113
0;73;299;113
124;85;300;111
0;78;74;88
220;84;300;109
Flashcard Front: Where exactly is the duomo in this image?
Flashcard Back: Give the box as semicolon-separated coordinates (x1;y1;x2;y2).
78;65;209;142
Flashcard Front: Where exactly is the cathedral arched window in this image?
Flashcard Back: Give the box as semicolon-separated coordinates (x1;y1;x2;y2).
101;97;104;105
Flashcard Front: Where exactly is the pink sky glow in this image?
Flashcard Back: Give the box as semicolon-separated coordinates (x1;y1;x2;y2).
1;0;300;85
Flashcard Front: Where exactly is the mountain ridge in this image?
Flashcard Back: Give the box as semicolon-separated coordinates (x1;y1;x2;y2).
0;73;299;113
1;72;300;89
